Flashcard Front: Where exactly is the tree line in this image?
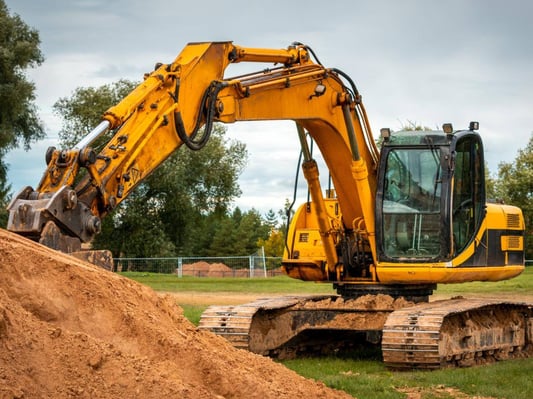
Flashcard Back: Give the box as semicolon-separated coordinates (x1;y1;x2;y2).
0;1;532;259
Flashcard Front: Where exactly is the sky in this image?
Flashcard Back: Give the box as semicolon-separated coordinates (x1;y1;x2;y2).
4;0;533;215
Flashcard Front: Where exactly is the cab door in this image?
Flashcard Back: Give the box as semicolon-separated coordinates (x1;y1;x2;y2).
451;134;485;255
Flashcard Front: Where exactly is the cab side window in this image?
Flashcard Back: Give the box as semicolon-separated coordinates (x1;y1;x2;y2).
453;137;484;253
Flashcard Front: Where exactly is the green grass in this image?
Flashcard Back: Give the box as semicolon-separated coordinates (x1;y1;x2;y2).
435;265;533;296
283;355;533;399
122;267;533;399
179;304;206;325
121;266;533;296
120;272;336;294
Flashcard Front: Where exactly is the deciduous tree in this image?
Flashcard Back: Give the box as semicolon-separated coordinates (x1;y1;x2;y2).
496;134;533;259
54;80;249;257
53;79;137;148
0;1;44;224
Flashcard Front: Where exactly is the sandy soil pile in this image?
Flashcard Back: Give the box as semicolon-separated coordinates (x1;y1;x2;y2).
0;228;352;399
182;261;248;277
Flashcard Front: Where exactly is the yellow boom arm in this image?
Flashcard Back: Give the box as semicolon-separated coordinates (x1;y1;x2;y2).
7;42;378;279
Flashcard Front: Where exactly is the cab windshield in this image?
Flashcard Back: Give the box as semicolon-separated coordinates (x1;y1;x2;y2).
381;148;442;258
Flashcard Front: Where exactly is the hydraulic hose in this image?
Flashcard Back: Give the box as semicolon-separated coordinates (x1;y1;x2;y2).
284;148;304;257
174;81;225;151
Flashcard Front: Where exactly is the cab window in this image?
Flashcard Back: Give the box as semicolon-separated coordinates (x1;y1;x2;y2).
382;148;442;258
452;137;484;253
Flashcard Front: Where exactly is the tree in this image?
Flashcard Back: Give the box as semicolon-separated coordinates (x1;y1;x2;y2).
208;208;270;256
91;124;247;258
256;208;285;257
208;209;240;256
146;124;248;255
53;79;137;148
54;80;248;257
0;1;45;223
263;209;279;231
495;133;533;259
0;177;9;227
397;120;434;131
257;229;285;257
95;185;176;258
233;208;270;255
484;163;499;202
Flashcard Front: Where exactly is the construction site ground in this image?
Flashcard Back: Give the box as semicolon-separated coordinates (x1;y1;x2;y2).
1;227;531;399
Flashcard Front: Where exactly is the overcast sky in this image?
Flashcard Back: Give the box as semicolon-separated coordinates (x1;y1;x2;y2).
4;0;533;215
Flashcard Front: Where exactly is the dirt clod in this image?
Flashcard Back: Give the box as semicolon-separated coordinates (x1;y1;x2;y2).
0;228;352;398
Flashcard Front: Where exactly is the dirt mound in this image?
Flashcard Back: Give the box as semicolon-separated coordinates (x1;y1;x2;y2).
0;229;352;398
182;261;248;277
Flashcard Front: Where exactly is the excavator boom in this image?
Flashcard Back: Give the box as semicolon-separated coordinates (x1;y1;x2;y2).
7;42;377;271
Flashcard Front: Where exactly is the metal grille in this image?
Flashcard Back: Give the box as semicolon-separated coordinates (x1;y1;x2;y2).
506;213;521;229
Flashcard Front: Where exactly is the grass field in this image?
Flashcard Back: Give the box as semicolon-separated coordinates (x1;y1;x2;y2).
121;271;337;294
123;267;533;399
121;266;533;296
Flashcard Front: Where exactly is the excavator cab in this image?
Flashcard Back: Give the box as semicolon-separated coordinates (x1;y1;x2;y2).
375;123;524;284
377;124;484;262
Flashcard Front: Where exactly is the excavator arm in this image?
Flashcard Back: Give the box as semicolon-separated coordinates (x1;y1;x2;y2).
8;40;523;287
7;41;378;278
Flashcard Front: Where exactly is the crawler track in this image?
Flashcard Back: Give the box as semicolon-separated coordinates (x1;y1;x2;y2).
200;295;532;369
199;296;307;352
382;298;533;369
199;294;408;358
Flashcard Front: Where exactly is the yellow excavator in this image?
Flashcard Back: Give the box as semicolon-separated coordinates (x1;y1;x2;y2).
7;42;531;368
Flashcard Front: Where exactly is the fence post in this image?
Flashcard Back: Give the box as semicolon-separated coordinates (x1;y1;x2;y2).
261;246;267;277
249;256;254;278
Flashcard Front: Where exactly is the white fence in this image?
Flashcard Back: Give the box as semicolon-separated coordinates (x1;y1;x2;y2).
115;257;532;276
114;255;284;277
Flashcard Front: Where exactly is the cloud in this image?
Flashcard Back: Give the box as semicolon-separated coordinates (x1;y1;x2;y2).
4;0;533;215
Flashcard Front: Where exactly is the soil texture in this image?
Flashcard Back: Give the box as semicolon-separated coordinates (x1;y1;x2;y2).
0;228;352;399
